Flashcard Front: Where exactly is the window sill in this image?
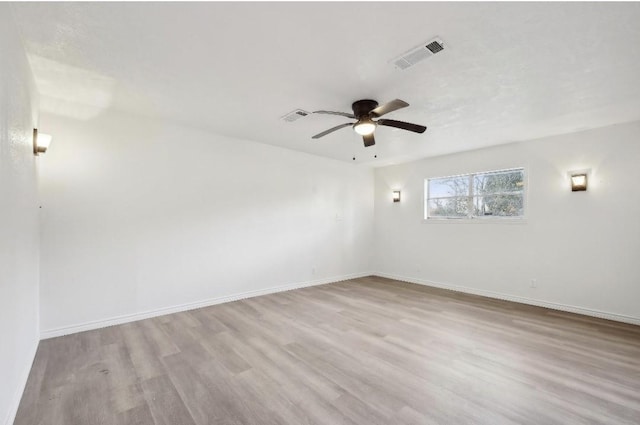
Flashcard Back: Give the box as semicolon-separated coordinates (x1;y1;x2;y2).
422;217;528;225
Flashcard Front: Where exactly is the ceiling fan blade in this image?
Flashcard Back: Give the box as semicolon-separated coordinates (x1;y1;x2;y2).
363;133;375;147
377;119;427;134
313;110;356;119
370;99;409;117
312;123;353;139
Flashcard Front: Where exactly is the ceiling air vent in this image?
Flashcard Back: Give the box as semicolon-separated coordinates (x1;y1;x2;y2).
391;37;445;70
425;40;444;54
281;109;310;123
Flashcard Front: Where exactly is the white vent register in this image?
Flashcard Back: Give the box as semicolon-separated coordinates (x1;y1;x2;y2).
281;109;310;123
391;37;445;70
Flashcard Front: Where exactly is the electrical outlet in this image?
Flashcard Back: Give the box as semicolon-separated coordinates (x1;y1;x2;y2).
530;278;537;288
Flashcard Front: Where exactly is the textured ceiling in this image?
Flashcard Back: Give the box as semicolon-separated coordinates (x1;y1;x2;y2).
11;2;640;165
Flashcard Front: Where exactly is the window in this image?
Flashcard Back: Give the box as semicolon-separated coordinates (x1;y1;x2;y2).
425;168;525;220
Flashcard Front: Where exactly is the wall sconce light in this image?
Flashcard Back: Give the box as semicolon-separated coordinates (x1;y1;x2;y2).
392;190;401;202
33;128;52;155
570;173;588;191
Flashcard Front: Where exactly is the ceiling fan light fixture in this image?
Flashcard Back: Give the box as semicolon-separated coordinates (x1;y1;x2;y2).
353;119;376;136
311;99;425;147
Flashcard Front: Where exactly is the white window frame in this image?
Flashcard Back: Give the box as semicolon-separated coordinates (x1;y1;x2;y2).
423;167;527;224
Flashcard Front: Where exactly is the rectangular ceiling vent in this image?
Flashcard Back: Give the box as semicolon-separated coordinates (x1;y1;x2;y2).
391;37;445;70
281;109;310;123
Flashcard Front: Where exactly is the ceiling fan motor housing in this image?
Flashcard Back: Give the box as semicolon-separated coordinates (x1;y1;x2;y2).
352;100;379;118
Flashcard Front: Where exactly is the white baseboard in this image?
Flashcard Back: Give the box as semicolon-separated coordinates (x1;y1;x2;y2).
3;339;38;425
40;272;371;340
374;272;640;326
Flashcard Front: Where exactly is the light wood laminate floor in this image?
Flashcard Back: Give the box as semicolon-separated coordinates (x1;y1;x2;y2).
15;277;640;425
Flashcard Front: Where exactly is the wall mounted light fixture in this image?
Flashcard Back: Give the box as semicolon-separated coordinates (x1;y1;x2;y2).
393;190;401;202
570;173;588;191
33;128;52;156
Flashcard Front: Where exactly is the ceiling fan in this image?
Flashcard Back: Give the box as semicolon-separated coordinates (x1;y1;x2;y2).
312;99;426;147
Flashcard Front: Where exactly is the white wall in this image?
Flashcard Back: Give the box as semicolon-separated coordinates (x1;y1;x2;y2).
374;121;640;322
38;110;374;336
0;7;40;425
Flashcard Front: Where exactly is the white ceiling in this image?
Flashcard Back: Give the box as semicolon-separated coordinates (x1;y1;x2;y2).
11;2;640;166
